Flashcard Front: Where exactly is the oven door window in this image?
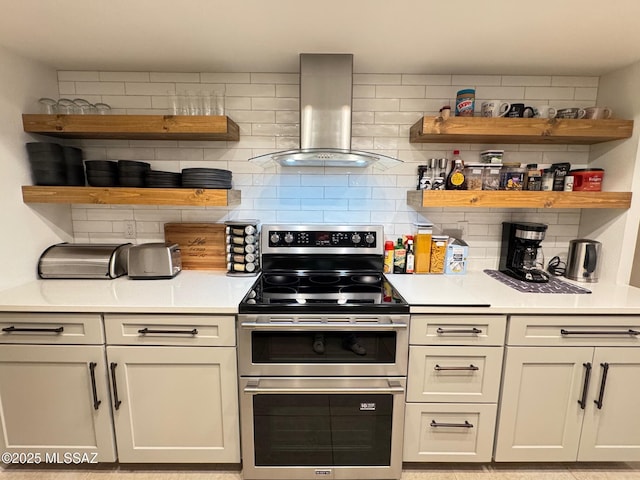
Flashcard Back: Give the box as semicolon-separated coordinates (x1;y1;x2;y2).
251;331;396;364
253;394;392;467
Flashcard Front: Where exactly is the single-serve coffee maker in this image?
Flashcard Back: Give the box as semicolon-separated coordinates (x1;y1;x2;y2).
499;222;550;283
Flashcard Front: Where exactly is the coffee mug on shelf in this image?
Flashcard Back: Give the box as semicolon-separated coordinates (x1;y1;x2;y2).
583;106;613;119
556;107;586;119
506;103;535;118
533;105;557;119
481;100;511;117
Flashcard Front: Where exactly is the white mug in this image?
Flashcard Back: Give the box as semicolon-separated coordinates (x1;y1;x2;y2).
533;105;557;119
481;100;511;117
583;106;613;119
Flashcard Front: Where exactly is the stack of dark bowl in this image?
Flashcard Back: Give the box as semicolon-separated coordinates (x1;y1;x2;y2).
85;160;118;187
181;168;232;189
118;160;150;187
26;143;86;186
145;170;182;188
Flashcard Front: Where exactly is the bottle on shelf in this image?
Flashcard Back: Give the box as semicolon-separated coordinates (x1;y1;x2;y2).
405;237;415;274
445;150;467;190
383;241;395;274
393;238;407;273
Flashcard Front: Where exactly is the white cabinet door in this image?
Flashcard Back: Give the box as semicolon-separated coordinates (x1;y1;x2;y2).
578;347;640;461
494;346;593;462
0;345;115;461
107;346;240;463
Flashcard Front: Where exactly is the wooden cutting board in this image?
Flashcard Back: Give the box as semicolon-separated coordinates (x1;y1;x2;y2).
164;223;226;270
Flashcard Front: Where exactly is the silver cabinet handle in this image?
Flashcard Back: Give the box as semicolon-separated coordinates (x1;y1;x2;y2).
434;364;479;371
243;379;404;394
436;327;482;335
430;420;474;428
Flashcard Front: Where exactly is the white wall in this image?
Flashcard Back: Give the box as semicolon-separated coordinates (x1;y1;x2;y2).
592;61;640;285
59;70;602;272
0;46;71;290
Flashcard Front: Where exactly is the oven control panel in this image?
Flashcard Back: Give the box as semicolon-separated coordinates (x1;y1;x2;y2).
267;229;378;248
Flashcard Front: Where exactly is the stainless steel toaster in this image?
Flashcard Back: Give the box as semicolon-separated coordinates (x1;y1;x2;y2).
38;243;132;279
127;242;182;279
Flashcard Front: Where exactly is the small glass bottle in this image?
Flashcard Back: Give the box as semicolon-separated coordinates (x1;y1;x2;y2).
445;150;466;190
405;238;415;274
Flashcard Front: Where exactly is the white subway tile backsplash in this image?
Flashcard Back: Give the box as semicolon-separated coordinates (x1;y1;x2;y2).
524;87;575;100
226;84;275;97
75;82;125;95
58;71;99;81
59;68;597;270
100;72;150;82
251;73;298;84
125;82;175;95
150;72;199;82
354;74;401;85
552;76;599;87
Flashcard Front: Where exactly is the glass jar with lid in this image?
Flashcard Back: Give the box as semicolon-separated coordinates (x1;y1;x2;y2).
500;162;525;190
482;164;502;190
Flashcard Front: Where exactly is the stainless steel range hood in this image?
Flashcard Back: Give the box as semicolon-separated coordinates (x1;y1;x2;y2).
249;54;402;169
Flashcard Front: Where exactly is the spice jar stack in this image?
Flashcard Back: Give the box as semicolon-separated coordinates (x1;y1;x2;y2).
225;220;260;276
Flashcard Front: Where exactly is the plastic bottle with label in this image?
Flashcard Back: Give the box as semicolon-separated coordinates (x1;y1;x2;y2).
445;150;467;190
383;241;394;274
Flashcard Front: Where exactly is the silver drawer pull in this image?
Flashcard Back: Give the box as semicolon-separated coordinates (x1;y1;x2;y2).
434;364;479;371
436;327;482;335
430;420;474;428
560;329;640;336
138;327;198;335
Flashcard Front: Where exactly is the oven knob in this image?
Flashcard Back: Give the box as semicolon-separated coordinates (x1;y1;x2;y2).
351;233;361;244
270;233;280;244
284;233;294;244
365;233;375;244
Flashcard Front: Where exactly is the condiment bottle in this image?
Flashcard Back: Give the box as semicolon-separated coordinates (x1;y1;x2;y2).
383;241;394;274
526;163;542;191
445;150;467;190
405;238;415;274
393;238;406;273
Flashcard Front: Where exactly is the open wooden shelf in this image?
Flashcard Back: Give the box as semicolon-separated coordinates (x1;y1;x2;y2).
22;186;241;207
22;114;240;141
407;190;632;209
409;116;633;144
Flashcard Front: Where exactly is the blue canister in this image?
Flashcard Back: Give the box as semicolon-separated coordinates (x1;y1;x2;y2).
455;89;475;117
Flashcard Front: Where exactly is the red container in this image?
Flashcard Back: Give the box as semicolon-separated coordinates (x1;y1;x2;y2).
570;169;604;191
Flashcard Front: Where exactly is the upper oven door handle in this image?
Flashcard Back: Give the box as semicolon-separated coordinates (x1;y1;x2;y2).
243;379;405;394
239;322;407;331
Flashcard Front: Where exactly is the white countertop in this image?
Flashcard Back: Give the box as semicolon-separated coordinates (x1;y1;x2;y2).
387;271;640;314
0;271;256;314
0;270;639;315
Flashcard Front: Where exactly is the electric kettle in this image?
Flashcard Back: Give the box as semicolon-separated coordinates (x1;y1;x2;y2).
565;239;601;283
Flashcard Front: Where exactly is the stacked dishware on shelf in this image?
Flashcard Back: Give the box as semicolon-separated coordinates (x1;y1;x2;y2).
26;142;85;186
225;220;260;277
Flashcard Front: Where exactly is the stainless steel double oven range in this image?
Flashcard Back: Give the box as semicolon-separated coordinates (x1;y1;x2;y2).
238;224;409;480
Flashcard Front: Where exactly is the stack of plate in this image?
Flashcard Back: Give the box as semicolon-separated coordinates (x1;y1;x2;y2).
118;160;150;187
62;147;86;186
181;168;232;189
26;143;66;186
85;161;118;187
145;170;182;188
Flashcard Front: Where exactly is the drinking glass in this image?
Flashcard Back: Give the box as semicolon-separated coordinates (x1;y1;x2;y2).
56;98;76;114
38;98;57;114
95;103;112;115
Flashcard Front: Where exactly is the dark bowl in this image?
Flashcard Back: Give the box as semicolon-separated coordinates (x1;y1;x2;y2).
85;160;118;172
26;142;63;154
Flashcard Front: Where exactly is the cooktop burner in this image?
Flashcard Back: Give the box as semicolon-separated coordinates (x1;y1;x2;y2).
238;224;409;314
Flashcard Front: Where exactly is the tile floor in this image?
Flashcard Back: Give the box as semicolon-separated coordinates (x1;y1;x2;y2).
1;463;639;480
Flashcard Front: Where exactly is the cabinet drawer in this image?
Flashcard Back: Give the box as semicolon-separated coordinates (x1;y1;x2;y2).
0;313;103;344
410;315;506;346
406;346;503;403
403;403;497;462
104;314;235;346
507;315;640;346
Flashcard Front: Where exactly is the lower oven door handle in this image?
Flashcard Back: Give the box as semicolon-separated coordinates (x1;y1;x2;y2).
240;322;407;331
243;379;405;394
